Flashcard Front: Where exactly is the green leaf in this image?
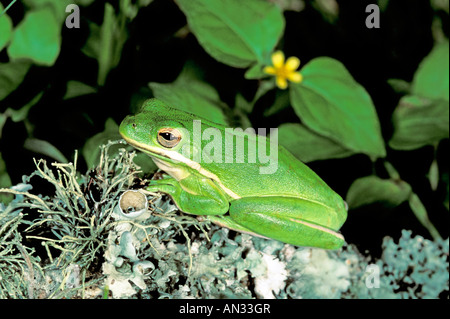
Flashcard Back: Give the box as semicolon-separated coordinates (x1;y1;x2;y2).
0;60;32;101
24;138;68;163
23;0;71;25
235;93;254;114
263;88;290;116
346;175;412;209
408;193;441;240
0;152;13;204
7;7;61;66
0;113;7;139
443;173;449;210
64;81;97;99
97;3;116;86
244;62;267;79
176;0;284;68
149;65;228;125
428;159;439;191
76;0;96;6
384;161;400;180
82;22;101;60
132;152;157;174
82;118;121;168
235;80;277;116
387;78;411;94
0;3;13;51
82;3;128;86
9;92;44;122
278;123;355;163
1;92;43;138
389;95;449;150
290;57;386;159
412;41;449;102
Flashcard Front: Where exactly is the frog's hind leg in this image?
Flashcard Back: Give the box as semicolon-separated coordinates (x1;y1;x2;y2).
227;196;345;249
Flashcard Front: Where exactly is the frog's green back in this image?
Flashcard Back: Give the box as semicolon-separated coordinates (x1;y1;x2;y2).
202;137;338;204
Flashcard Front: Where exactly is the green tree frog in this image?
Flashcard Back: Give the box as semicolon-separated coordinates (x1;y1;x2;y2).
120;99;347;249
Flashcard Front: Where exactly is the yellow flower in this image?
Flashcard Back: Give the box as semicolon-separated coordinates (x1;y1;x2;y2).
263;51;303;89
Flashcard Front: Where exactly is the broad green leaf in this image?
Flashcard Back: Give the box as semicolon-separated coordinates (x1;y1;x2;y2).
0;4;13;51
176;0;284;68
82;118;121;168
0;60;32;100
23;0;71;24
24;138;68;163
408;193;441;240
278;123;354;163
290;57;386;159
389;95;449;150
149;66;228;125
8;7;61;66
346;175;412;209
412;41;449;102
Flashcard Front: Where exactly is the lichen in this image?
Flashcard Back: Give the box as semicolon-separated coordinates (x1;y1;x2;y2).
0;143;448;299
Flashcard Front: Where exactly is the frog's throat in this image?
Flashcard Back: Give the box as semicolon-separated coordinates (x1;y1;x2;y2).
122;136;240;200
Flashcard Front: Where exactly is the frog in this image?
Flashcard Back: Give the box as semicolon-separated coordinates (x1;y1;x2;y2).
119;98;347;249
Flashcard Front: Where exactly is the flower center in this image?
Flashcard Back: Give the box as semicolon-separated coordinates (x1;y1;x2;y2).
276;67;288;79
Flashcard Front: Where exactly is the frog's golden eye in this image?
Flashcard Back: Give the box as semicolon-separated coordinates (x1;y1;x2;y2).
157;128;182;148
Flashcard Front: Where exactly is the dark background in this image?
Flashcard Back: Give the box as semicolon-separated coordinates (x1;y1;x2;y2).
1;0;448;257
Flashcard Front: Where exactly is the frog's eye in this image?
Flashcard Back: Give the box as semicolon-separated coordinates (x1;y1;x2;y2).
157;128;182;148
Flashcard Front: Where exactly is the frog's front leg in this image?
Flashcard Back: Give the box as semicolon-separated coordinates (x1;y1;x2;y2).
146;174;229;216
225;196;346;249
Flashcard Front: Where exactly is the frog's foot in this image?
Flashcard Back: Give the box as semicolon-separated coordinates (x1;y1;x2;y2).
146;178;178;195
146;176;229;216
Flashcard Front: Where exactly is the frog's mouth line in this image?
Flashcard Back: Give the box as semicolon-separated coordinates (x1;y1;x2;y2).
121;135;196;166
121;135;241;200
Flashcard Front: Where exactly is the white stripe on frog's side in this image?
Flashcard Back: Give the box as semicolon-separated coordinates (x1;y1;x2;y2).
289;218;345;240
123;136;241;200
